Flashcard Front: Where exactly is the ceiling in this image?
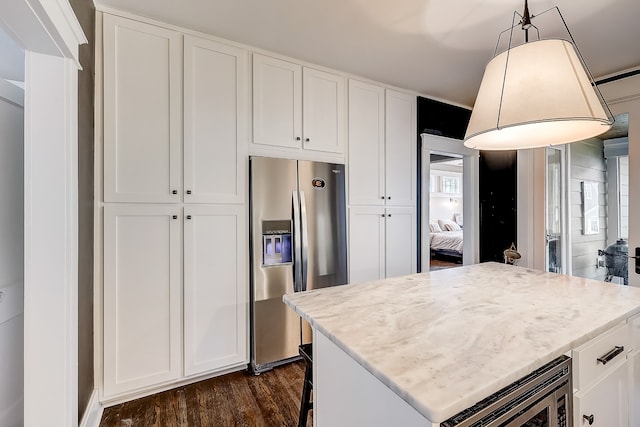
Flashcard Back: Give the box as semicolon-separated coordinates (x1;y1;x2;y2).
96;0;640;107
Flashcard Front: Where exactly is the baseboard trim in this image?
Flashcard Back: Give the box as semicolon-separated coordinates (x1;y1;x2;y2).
79;390;103;427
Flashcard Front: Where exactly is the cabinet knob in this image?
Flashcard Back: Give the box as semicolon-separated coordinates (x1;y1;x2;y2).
296;137;301;141
387;196;391;200
305;137;310;142
388;214;392;218
583;414;594;425
172;215;178;220
381;196;385;200
381;214;385;217
186;215;192;220
186;190;192;195
172;190;178;195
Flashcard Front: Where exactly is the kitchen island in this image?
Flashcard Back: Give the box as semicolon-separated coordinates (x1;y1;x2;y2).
283;263;640;426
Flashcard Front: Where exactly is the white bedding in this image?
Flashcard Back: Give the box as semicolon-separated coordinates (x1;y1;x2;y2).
430;230;463;254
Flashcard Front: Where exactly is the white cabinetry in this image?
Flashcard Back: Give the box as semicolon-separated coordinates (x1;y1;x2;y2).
103;205;182;396
101;14;248;400
184;35;248;204
252;53;345;155
183;205;247;376
572;322;630;426
347;80;416;282
348;206;417;283
103;15;182;203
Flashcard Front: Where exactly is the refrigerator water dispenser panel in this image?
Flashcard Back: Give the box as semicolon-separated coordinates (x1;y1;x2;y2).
262;220;292;266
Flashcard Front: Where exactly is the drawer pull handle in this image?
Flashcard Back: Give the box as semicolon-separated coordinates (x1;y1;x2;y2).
597;345;624;365
583;414;594;425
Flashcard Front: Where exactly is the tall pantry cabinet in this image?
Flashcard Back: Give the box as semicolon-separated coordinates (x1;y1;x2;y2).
347;80;417;284
101;14;248;398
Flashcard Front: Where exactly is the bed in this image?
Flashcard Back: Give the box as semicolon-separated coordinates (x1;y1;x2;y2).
429;219;463;262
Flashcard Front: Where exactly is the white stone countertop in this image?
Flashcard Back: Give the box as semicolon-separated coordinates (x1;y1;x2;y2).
283;262;640;422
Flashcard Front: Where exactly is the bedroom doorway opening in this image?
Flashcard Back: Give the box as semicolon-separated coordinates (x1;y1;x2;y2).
429;155;464;270
421;133;479;272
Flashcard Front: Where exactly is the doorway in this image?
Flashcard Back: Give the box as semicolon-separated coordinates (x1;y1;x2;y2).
545;146;566;274
421;134;479;271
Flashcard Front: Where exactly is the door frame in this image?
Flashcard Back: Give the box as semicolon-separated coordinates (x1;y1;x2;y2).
544;145;569;274
421;134;479;271
599;69;640;287
0;1;86;425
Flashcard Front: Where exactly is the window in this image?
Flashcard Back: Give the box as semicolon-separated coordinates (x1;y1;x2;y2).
441;176;460;194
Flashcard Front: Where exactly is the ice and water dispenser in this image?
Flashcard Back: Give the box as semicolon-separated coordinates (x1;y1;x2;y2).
262;220;292;266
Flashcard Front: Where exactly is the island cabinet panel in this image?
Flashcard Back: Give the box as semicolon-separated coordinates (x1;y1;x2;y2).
103;205;182;396
103;15;182;203
183;35;248;204
313;331;435;427
574;360;629;427
183;206;247;376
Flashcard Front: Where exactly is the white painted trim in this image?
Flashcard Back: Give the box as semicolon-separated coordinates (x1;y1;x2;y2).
79;390;103;427
421;134;479;271
0;78;24;107
23;51;79;427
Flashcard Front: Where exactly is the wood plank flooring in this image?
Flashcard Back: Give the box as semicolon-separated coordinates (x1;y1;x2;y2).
100;362;311;427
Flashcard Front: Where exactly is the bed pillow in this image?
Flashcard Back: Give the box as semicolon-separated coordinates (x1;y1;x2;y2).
429;221;443;232
438;219;461;231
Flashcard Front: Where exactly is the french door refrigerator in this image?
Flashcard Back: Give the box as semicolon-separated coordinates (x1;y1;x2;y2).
249;156;348;373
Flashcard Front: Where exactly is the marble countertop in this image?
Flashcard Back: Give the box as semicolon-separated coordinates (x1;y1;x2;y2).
283;263;640;422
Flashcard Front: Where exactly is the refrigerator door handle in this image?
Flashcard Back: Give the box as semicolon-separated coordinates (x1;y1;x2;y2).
300;190;309;292
292;190;302;292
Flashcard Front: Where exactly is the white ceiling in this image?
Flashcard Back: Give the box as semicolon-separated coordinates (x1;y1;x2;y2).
94;0;640;107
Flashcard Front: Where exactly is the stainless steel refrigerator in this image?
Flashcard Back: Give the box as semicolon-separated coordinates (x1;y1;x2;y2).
249;156;348;373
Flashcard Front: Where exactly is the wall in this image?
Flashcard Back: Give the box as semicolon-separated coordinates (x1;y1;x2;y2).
429;163;463;223
620;156;629;239
570;139;608;281
0;80;24;426
69;0;95;419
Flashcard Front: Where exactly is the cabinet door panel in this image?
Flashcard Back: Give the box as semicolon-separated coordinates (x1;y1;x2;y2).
349;207;385;284
184;206;248;375
303;67;345;154
253;54;302;149
184;36;248;204
385;90;416;207
385;207;416;278
103;205;181;396
574;360;629;427
348;80;385;206
103;15;182;202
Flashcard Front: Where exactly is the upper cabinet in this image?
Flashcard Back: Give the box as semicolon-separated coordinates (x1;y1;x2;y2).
103;16;247;204
252;54;345;155
348;81;416;208
385;90;417;207
183;35;248;204
103;15;182;203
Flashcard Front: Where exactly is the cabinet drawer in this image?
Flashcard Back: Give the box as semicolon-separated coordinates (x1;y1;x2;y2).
573;322;629;391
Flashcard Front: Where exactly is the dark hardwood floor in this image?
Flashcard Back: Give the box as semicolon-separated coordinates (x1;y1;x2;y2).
430;258;461;270
100;362;311;427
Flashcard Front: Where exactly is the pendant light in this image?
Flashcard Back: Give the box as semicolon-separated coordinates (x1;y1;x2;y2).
463;0;614;150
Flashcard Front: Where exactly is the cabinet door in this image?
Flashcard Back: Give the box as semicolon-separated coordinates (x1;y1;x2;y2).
253;54;302;149
385;207;417;278
103;15;182;203
184;36;248;204
575;360;629;427
103;205;181;396
385;90;416;207
348;80;385;206
302;67;345;154
348;206;385;284
183;206;248;376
